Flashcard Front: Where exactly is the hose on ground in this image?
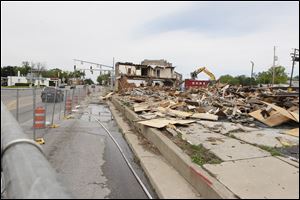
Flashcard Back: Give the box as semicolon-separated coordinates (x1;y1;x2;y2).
86;112;153;199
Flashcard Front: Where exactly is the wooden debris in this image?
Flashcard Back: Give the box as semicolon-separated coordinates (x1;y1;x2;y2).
283;128;299;138
249;109;290;127
261;101;299;122
119;85;298;130
133;103;150;112
138;118;195;128
159;101;171;108
100;92;114;100
139;113;158;120
191;113;218;121
187;105;196;110
166;109;192;118
130;96;146;103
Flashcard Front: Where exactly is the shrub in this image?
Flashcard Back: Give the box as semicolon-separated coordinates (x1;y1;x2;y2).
15;83;31;86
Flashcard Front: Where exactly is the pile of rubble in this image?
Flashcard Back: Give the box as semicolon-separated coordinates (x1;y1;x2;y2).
112;85;299;137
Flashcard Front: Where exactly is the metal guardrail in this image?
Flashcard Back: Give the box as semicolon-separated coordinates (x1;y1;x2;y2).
1;101;71;199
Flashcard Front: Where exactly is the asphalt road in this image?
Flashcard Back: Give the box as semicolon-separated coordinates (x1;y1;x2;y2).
1;86;85;124
87;103;157;199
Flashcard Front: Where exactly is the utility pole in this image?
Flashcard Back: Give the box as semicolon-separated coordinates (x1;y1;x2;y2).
250;61;254;88
272;46;277;86
111;57;114;91
30;63;33;88
37;63;40;88
289;48;299;87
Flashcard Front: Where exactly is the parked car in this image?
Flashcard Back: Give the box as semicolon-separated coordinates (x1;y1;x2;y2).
59;84;66;88
41;87;64;102
91;84;95;88
1;82;8;86
70;85;76;89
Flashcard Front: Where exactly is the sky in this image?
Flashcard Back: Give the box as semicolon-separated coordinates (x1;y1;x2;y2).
1;1;299;82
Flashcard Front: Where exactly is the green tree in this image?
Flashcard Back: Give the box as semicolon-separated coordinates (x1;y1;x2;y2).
235;75;254;86
1;66;18;77
293;75;299;81
17;61;31;76
60;71;70;84
256;66;288;84
97;73;110;85
267;66;288;84
219;75;234;84
84;78;94;85
219;74;239;85
42;68;62;78
256;71;271;84
69;71;85;78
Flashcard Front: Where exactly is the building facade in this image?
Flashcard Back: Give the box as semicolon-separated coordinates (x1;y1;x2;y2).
115;59;182;90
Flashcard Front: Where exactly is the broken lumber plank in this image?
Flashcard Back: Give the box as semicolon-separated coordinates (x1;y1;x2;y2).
138;118;195;128
167;109;193;118
191;113;218;121
133;103;150;112
130;96;146;103
100;92;114;100
261;101;298;122
249;109;290;127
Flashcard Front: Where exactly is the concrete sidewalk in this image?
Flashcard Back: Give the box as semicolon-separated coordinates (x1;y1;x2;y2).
179;121;299;199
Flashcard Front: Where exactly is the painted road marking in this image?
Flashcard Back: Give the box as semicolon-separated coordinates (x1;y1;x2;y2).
4;96;42;111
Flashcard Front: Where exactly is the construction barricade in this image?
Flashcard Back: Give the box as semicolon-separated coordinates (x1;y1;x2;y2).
65;98;72;114
34;107;45;129
73;95;78;106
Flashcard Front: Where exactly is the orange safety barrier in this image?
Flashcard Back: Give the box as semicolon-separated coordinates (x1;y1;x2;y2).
73;95;78;106
66;98;72;113
34;107;45;129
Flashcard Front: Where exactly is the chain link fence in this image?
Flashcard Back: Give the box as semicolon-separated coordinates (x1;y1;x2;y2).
0;85;92;140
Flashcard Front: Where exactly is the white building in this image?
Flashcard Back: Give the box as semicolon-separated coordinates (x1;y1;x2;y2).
7;76;28;86
7;71;52;86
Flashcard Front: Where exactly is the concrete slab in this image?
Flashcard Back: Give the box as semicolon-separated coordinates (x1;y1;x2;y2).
203;138;270;161
276;156;299;168
184;131;227;146
196;121;258;135
232;129;299;148
203;157;299;199
179;123;227;145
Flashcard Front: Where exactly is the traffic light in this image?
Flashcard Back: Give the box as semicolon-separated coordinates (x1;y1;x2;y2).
90;66;93;74
74;65;76;71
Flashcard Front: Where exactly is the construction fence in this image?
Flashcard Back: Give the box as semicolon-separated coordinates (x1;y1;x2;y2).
0;85;97;140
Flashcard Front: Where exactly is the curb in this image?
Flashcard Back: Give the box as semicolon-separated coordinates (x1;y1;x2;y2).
111;96;237;199
107;101;200;199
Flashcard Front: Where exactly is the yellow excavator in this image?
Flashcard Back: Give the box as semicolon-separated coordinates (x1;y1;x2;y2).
177;66;217;89
190;66;216;81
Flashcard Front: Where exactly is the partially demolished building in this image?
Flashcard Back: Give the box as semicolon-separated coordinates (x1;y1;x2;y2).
115;59;182;91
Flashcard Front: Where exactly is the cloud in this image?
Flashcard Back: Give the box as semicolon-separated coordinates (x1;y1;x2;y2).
138;1;299;38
